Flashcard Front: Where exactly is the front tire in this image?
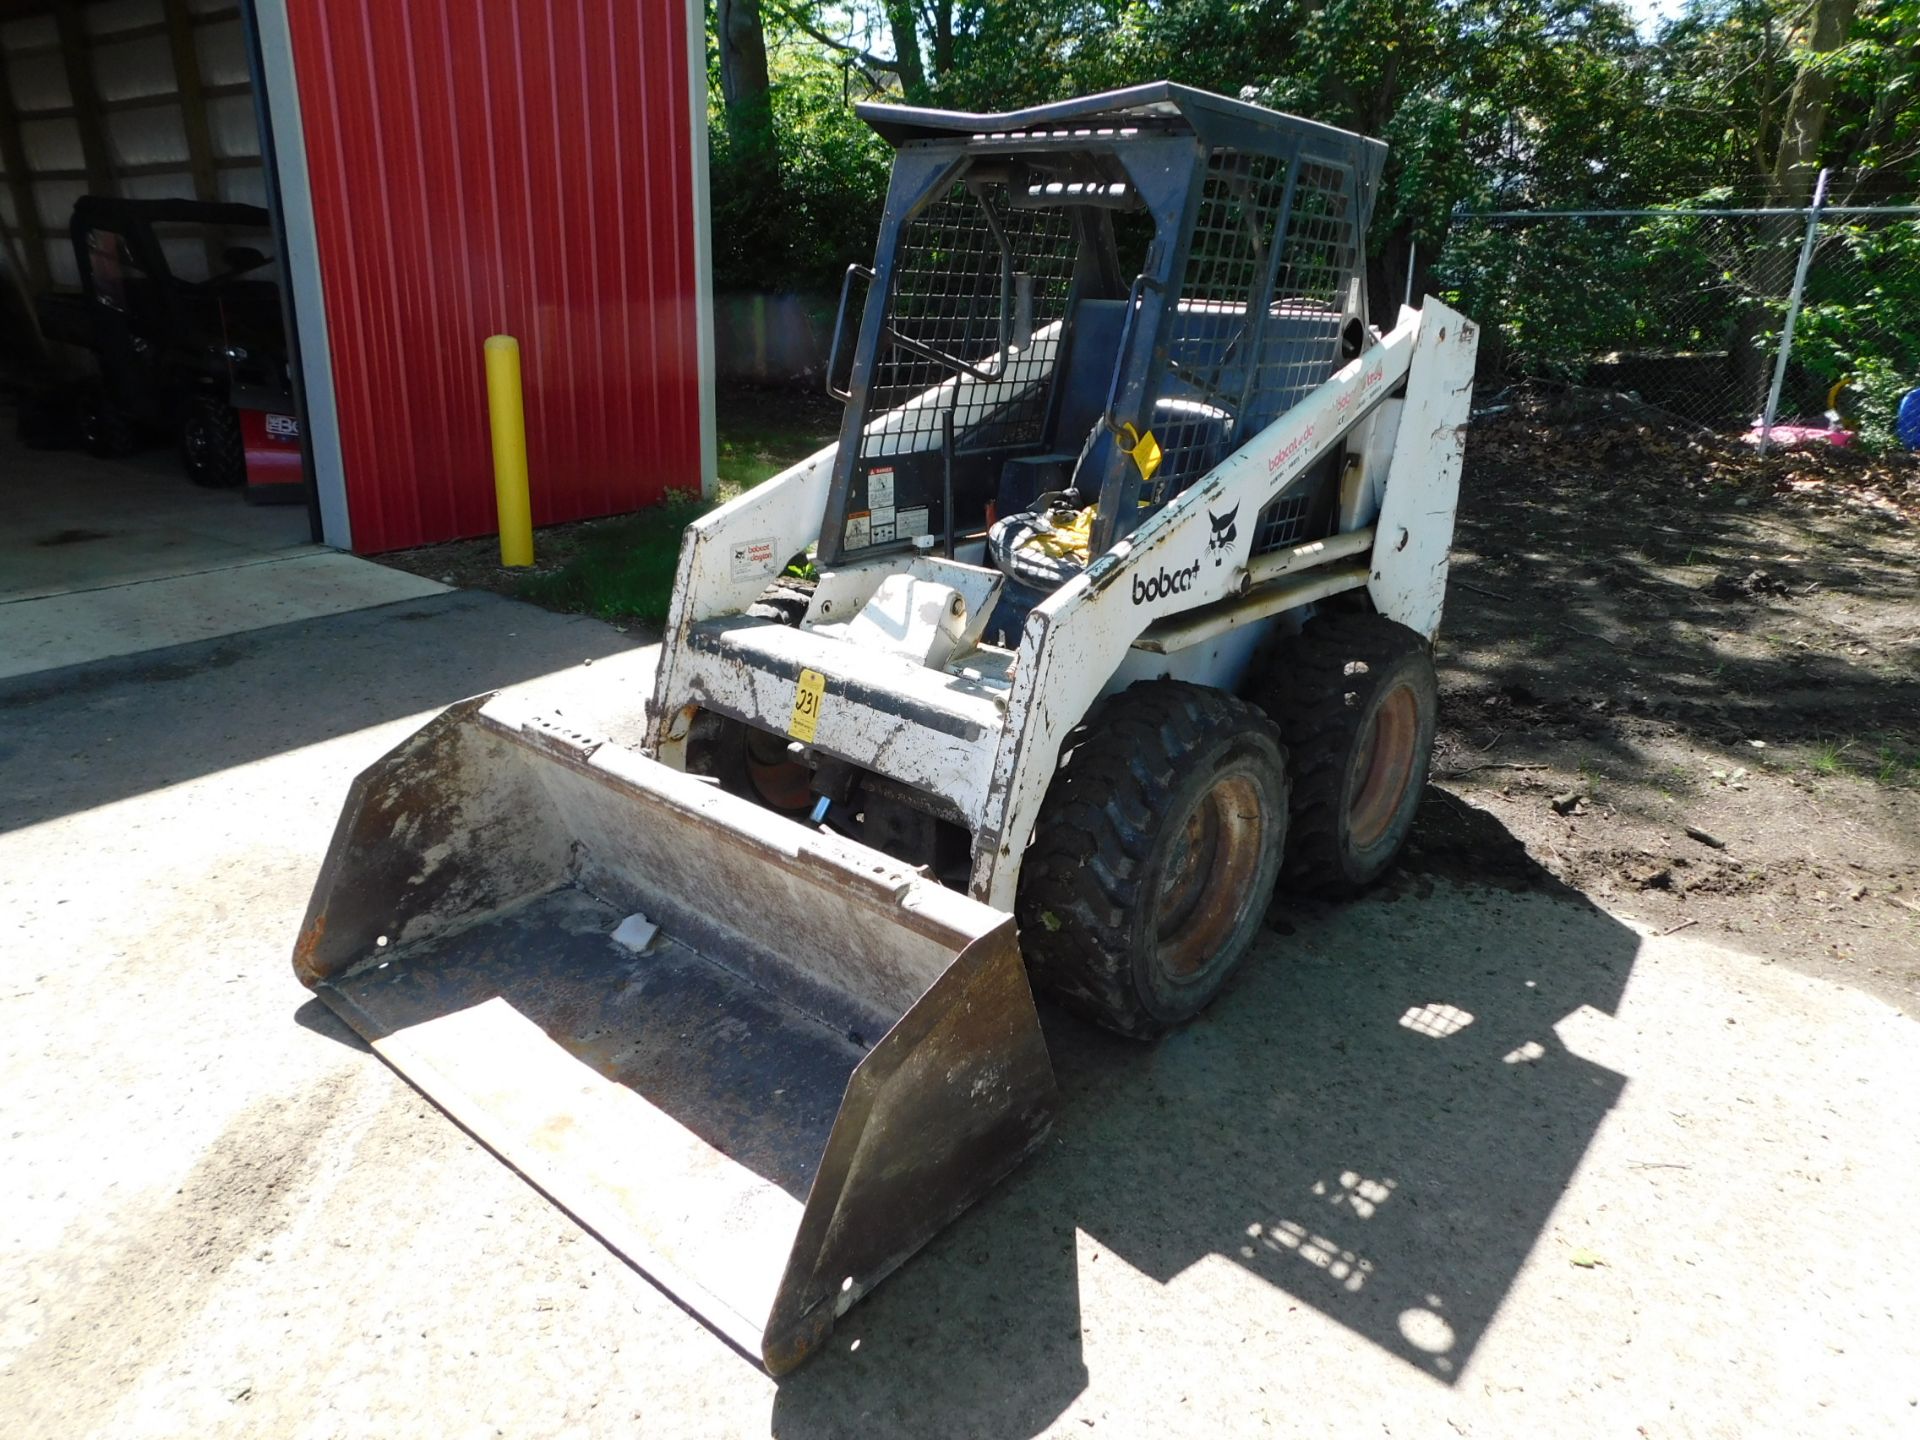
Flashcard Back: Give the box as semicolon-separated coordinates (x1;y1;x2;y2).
685;711;813;816
1017;682;1289;1039
1259;611;1438;896
181;398;246;487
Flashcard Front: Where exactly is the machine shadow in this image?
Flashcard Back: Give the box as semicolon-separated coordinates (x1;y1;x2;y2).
772;790;1636;1432
293;995;370;1052
0;589;639;835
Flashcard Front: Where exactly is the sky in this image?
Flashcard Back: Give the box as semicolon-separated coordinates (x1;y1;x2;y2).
1623;0;1692;33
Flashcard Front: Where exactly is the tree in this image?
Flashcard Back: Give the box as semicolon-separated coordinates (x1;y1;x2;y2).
716;0;778;177
1769;0;1860;204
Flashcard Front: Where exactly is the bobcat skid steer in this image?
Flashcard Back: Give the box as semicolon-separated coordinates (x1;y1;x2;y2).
295;82;1477;1373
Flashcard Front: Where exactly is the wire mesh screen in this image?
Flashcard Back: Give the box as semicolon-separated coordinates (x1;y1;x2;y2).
1251;159;1356;426
1250;491;1313;552
1153;149;1356;551
1440;201;1919;444
1150;149;1292;504
860;183;1078;463
1247;159;1356;552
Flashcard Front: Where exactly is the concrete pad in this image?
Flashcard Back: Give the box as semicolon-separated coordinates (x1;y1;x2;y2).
2;624;1916;1439
0;436;311;602
0;551;449;679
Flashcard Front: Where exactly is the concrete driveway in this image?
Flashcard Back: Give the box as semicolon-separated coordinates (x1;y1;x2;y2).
2;589;1916;1439
0;434;454;681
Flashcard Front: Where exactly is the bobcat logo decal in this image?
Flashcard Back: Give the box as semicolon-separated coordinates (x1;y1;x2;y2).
1207;505;1239;564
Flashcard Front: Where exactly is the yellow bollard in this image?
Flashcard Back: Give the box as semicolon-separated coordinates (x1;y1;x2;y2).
484;334;534;567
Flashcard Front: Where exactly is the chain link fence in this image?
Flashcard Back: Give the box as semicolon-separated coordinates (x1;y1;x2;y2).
1786;206;1920;449
1438;186;1920;448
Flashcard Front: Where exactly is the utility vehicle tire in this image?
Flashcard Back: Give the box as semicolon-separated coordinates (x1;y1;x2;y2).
181;398;246;487
685;710;813;817
80;389;137;458
1259;611;1438;896
1016;681;1289;1040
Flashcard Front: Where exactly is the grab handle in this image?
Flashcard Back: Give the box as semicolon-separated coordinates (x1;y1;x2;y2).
825;264;875;403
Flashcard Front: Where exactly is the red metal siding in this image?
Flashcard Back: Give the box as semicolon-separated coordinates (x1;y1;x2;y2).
285;0;703;553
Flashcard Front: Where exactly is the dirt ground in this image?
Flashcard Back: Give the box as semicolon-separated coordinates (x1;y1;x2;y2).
1421;394;1919;1015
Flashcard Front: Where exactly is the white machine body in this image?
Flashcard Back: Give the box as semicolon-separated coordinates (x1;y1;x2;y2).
648;301;1478;910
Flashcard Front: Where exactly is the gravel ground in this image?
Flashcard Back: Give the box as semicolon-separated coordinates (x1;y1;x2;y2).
4;593;1918;1438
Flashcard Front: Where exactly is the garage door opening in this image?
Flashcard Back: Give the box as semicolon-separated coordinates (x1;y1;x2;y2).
6;0;715;609
0;0;323;605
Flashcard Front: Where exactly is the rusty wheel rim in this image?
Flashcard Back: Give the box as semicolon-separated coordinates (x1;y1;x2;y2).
1155;773;1266;979
1350;684;1418;850
744;729;811;813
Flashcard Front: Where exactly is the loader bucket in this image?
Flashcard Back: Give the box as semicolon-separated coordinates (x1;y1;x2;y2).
293;692;1057;1373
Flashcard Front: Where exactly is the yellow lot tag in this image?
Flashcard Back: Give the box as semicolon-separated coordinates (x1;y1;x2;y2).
1119;423;1162;483
788;668;826;742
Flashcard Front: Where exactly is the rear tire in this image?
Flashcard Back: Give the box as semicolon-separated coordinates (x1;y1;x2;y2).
1016;682;1289;1039
1259;611;1438;896
181;397;246;487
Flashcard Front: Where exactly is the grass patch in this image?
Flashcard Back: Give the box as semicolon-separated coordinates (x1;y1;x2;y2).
1808;737;1852;776
515;490;713;626
1872;740;1920;789
1801;735;1920;787
513;394;838;626
717;414;829;490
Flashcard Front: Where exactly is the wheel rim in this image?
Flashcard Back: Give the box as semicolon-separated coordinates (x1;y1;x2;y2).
1350;683;1419;850
1155;772;1267;979
743;728;811;813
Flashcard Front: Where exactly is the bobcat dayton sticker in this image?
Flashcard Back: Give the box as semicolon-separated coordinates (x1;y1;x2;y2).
730;537;779;581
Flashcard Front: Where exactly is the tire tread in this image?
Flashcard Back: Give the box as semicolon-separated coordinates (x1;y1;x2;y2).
1017;681;1286;1039
1259;611;1435;896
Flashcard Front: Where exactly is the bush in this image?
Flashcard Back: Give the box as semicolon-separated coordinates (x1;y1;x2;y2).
709;51;891;294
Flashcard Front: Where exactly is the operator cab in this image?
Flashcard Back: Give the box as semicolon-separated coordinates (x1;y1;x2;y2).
818;83;1383;643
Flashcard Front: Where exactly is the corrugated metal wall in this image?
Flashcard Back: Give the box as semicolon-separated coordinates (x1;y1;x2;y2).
283;0;705;553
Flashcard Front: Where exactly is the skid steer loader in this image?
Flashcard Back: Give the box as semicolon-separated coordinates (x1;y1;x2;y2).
295;82;1476;1373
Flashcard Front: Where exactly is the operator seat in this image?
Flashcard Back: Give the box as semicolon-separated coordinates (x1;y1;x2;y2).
984;292;1234;642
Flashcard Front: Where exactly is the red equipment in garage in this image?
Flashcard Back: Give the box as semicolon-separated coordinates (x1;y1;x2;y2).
235;399;304;505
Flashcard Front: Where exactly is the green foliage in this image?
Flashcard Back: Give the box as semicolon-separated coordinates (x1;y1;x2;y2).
709;36;891;292
765;48;892;286
515;491;714;626
711;0;1920;442
1438;209;1791;386
1791;220;1920;447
